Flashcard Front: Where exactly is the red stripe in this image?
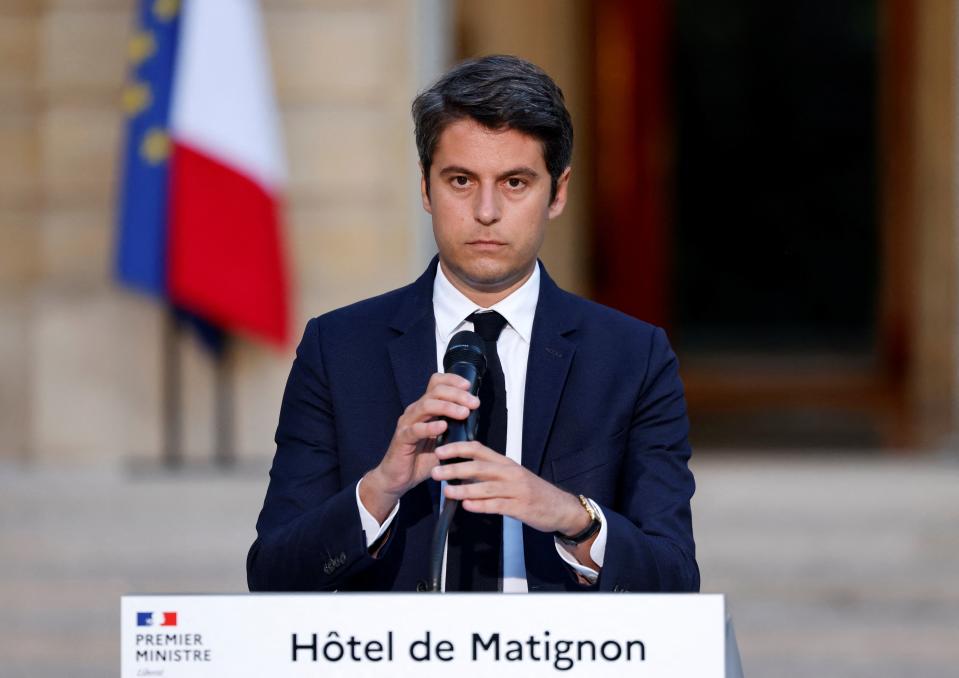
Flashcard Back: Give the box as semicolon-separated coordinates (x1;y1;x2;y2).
168;142;290;345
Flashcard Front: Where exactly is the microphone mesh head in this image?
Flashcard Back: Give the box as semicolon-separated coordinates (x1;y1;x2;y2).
443;330;486;375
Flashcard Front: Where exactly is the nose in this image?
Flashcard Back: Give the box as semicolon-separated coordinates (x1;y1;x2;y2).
473;182;501;226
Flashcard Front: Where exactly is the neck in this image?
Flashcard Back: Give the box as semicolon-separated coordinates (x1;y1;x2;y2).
440;259;536;308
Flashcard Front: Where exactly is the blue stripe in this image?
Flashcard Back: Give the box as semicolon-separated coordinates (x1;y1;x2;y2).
114;1;180;297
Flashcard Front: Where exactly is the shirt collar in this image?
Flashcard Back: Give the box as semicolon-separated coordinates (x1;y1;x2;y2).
433;260;540;345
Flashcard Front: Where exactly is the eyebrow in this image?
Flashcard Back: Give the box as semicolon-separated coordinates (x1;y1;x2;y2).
438;165;540;181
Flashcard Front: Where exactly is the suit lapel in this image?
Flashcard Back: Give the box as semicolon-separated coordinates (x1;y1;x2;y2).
387;258;439;409
387;257;441;509
388;315;436;409
521;264;579;476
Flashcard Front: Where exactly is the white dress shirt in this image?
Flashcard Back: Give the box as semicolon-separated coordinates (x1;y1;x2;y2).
355;261;607;589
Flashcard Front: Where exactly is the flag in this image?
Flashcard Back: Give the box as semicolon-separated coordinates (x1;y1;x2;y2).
137;611;178;627
115;0;180;298
115;0;290;347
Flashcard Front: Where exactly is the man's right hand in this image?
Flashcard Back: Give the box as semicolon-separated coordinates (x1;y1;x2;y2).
359;373;480;523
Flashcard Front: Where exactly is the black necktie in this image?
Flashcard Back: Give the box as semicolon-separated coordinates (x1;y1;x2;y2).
445;310;508;591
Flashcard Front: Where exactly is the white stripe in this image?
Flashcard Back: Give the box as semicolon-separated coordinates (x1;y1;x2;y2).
170;0;286;190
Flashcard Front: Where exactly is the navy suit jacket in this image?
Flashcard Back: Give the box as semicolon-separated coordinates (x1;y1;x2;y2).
247;258;699;592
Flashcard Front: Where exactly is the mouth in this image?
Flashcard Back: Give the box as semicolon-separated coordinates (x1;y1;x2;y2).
467;240;506;247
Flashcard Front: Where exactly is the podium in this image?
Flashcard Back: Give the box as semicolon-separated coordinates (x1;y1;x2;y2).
122;593;743;677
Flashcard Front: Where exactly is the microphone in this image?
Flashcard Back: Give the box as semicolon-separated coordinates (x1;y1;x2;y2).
436;330;486;449
428;330;486;592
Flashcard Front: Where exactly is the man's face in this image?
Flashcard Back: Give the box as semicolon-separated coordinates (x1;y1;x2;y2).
421;118;570;300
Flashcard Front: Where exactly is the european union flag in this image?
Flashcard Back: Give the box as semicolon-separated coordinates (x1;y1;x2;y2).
114;1;224;352
114;1;180;297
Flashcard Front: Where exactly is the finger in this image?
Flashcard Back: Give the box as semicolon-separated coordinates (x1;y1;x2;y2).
426;384;480;409
414;398;471;422
394;418;445;445
431;459;500;482
428;372;472;391
402;419;446;442
461;498;508;515
435;441;503;461
444;480;506;501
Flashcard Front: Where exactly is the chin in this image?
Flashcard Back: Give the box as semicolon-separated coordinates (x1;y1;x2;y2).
461;261;528;290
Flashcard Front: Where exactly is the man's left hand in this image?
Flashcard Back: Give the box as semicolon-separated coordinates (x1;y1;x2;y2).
431;441;591;537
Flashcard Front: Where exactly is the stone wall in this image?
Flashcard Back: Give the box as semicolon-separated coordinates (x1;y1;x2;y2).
0;0;451;464
456;0;592;299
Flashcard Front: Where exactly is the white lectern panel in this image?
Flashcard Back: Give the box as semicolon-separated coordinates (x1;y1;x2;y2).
122;593;724;677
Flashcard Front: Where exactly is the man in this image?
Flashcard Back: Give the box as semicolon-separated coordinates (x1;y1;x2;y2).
247;55;698;593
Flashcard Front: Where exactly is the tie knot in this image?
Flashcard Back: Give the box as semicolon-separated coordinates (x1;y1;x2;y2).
468;311;508;342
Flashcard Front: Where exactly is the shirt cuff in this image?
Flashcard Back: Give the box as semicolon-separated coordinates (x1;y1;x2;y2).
355;478;400;549
553;499;607;584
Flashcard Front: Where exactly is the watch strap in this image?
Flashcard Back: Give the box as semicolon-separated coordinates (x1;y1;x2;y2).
554;495;602;545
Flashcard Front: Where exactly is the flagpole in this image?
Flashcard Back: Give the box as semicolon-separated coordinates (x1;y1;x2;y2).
214;337;235;467
162;308;183;468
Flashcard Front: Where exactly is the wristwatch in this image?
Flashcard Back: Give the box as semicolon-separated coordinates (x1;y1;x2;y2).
554;494;602;546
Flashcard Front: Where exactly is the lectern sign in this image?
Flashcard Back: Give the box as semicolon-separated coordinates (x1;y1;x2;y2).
121;593;724;677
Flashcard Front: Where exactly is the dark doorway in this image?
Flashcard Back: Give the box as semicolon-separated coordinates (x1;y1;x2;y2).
672;0;879;354
591;0;894;448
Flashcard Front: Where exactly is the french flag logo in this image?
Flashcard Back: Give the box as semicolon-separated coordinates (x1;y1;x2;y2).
137;612;178;627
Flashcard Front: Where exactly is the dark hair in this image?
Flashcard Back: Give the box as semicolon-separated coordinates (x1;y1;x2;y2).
412;54;573;202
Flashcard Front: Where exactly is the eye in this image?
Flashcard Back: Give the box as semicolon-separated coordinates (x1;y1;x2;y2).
452;175;470;188
505;177;526;190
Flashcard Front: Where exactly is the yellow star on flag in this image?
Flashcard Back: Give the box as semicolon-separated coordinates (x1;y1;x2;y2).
122;82;153;117
153;0;180;22
128;30;157;66
140;128;171;165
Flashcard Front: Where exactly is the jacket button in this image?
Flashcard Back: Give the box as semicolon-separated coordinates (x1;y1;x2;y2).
415;579;429;592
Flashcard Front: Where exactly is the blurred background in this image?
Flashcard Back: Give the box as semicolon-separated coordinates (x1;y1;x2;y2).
1;0;957;676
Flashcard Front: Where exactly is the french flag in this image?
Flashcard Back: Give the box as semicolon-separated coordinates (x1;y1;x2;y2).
116;0;290;346
137;612;177;627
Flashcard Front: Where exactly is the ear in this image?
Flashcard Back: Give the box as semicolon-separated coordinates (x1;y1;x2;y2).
547;166;572;220
420;166;432;214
